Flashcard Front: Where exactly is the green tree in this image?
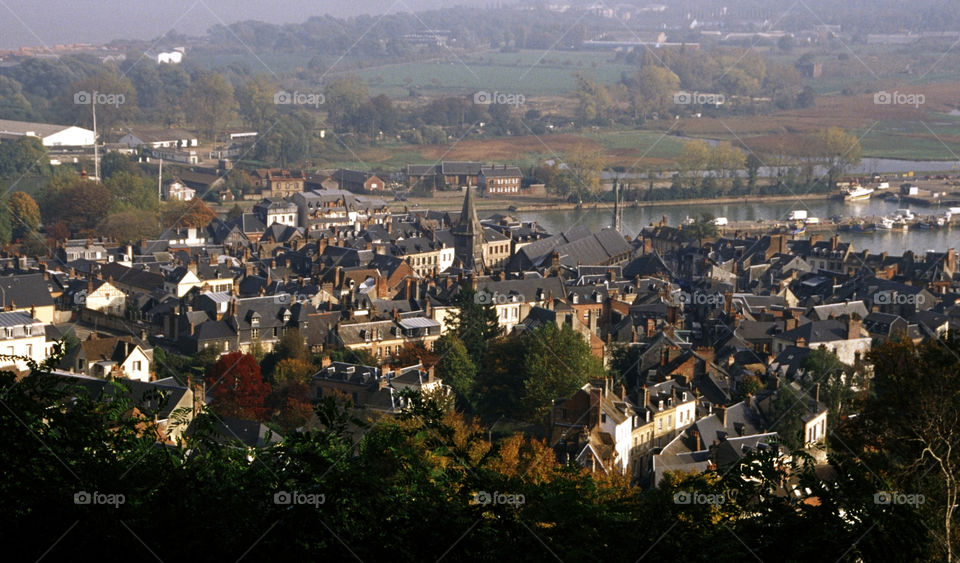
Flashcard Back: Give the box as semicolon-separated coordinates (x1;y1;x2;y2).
0;136;48;177
186;71;235;140
447;285;501;365
520;323;604;421
433;334;477;409
100;151;137;180
236;75;278;130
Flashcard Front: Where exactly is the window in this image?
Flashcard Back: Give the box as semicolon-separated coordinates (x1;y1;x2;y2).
251;328;259;339
133;361;141;371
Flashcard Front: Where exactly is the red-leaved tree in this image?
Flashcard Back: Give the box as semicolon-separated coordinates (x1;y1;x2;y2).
206;351;272;421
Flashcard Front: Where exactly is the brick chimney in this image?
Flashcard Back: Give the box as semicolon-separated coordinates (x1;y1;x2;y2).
847;315;862;340
589;386;602;427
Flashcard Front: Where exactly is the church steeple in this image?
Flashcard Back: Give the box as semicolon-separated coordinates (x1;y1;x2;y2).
452;186;486;273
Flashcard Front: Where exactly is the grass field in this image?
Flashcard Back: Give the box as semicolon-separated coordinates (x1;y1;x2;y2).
344;49;634;98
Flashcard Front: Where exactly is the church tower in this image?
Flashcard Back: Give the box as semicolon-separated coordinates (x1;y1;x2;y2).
452;186;486;274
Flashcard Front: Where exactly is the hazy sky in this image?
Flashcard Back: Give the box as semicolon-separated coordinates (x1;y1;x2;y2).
0;0;487;50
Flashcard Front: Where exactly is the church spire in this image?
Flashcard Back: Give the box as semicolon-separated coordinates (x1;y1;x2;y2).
452;186;486;273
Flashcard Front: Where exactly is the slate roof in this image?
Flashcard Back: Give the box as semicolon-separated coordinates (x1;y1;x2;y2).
0;273;55;309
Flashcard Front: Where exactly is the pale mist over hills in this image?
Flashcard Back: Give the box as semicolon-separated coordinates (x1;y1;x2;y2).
0;0;498;49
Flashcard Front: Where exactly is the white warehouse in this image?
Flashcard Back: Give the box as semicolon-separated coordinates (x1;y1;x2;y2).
0;119;95;148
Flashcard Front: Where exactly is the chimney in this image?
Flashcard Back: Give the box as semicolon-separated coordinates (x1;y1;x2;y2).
718;405;728;428
590;386;602;427
847;315;862;340
745;393;752;407
814;383;820;404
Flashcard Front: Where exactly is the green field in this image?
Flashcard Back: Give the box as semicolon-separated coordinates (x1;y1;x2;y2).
344;49;634;97
858;117;960;160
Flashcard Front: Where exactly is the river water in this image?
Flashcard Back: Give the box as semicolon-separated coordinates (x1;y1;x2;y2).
509;195;959;255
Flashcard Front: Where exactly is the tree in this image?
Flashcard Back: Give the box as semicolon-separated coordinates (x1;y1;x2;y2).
236;75;279;130
678;140;711;186
520;323;605;421
105;171;159;212
563;146;606;202
8;192;40;240
161;198;217;229
185;71;235;140
100;151;137;180
745;153;762;191
849;337;960;561
97;209;160;242
38;178;111;235
813;127;862;188
0;136;48;177
630;64;680;119
433;334;477;409
707;141;745;183
324;78;369;130
272;358;315;385
66;70;138;131
447;285;501;365
206;351;272;421
682;212;718;243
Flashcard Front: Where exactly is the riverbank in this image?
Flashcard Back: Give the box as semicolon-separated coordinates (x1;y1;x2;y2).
395;192;832;213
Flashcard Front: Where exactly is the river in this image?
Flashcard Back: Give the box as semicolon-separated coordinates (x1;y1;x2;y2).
511;195;959;255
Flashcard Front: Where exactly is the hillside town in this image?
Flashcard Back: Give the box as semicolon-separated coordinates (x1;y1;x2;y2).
0;158;954;488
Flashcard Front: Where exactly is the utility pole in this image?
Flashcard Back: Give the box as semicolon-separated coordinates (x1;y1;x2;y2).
158;158;163;202
92;96;100;181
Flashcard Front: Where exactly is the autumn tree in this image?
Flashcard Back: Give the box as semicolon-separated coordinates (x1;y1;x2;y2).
161;198;217;229
678;139;711;187
8;192;40;241
206;351;272;421
562;146;607;202
813;127;862;188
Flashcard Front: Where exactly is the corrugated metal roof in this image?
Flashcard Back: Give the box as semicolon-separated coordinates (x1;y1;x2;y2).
399;317;441;329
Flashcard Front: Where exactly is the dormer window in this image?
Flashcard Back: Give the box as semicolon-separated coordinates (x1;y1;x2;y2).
250;313;260;327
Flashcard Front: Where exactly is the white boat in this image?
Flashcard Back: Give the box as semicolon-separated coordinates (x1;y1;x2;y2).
843;185;875;201
879;217;895;229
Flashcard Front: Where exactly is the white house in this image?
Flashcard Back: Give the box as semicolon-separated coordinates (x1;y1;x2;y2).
0;311;54;371
84;279;126;317
163;179;196;201
0;119;95;148
68;335;152;382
